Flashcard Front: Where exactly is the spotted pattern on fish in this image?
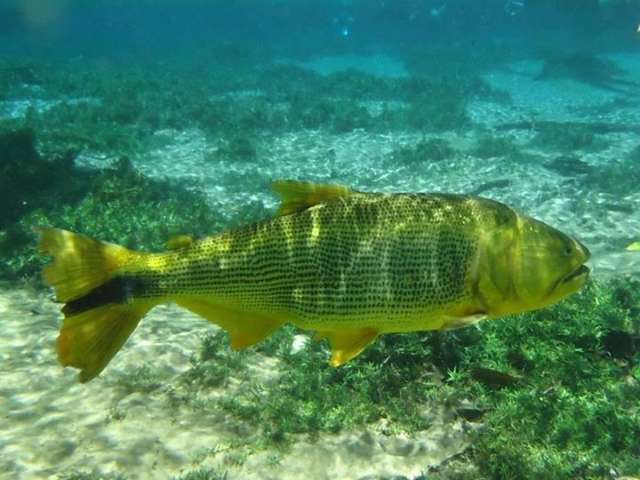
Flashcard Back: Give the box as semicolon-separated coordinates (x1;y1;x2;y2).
122;193;513;332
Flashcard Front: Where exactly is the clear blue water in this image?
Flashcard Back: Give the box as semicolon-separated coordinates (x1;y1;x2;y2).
1;2;639;479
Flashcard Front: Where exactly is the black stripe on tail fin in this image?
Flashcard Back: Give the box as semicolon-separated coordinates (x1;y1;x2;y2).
62;276;145;316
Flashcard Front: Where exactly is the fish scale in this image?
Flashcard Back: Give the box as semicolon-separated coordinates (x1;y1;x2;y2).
39;180;590;382
124;193;484;331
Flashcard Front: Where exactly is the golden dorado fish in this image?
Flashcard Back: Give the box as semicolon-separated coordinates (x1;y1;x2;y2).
39;181;591;382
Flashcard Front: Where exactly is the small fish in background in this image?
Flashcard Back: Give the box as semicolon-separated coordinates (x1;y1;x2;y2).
39;181;591;383
627;242;640;251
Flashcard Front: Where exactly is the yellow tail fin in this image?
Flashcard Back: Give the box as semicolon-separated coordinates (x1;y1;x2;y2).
56;303;152;383
39;228;154;382
39;227;135;302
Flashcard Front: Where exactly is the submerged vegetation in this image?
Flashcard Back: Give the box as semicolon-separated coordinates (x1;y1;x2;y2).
537;51;640;95
472;134;519;159
0;58;508;155
61;277;640;479
388;137;456;166
0;57;508;278
0;130;238;279
532;121;608;153
1;54;640;479
120;278;638;479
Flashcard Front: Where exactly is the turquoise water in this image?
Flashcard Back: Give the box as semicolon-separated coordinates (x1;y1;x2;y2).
1;1;639;479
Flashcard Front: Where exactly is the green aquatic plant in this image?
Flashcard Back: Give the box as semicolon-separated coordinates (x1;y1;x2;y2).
472;135;519;159
197;96;288;140
218;351;432;442
543;155;593;177
174;324;436;444
112;365;165;396
533;121;607;152
174;468;228;480
27;96;150;155
584;144;640;195
319;69;397;101
0;150;232;280
217;134;258;162
389;138;455;166
330;101;374;133
402;44;517;87
538;52;639;95
403;77;470;131
0;128;76;229
180;331;249;389
1;58;501;152
0;59;49;100
454;279;640;479
286;95;374;133
169;277;639;480
61;472;126;480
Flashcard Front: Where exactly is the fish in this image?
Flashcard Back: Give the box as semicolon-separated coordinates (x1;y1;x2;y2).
38;180;591;383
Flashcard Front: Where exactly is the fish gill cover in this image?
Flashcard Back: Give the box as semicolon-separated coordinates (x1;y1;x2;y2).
0;1;639;479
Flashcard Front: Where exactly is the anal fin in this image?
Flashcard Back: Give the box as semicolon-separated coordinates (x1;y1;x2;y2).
315;328;378;367
176;298;284;349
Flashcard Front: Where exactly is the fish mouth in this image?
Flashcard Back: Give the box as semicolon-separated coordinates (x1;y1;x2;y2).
561;264;590;284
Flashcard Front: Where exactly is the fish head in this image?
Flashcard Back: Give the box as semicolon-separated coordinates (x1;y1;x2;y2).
482;213;590;315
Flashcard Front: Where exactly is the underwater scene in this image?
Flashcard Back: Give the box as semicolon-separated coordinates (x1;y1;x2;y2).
1;0;640;479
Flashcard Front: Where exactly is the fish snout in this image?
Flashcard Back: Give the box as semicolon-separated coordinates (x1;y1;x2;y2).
576;239;591;262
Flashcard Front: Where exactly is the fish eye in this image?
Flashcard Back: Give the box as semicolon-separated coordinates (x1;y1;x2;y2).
564;244;573;256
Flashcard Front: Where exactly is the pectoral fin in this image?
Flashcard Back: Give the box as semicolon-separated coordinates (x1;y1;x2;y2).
315;328;378;366
176;298;284;349
440;313;487;331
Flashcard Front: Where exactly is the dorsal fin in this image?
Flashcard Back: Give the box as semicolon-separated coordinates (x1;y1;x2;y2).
271;180;354;216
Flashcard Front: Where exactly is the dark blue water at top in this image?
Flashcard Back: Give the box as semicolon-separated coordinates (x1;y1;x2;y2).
0;0;637;62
